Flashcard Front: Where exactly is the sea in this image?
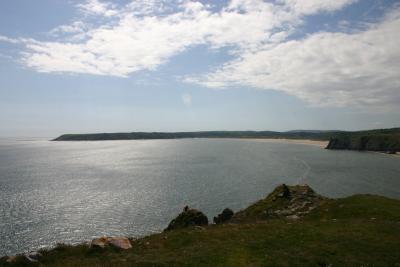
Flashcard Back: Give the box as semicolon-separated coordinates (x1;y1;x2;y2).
0;138;399;256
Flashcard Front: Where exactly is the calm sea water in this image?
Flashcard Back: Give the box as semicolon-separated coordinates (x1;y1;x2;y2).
0;138;399;256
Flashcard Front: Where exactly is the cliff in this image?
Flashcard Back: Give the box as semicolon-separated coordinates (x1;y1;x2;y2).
326;128;400;152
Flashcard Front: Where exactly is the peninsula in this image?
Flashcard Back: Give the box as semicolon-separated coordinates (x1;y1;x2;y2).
53;130;335;141
53;128;400;153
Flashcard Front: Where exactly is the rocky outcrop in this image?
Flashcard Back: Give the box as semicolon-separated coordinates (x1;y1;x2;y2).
271;185;325;219
91;237;132;250
165;206;208;231
232;184;327;222
213;208;234;224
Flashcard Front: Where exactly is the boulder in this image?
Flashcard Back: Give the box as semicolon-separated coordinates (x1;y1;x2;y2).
165;206;208;231
213;208;234;224
91;236;109;248
91;236;132;250
108;237;132;250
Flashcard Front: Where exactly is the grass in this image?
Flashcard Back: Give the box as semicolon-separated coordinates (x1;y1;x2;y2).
2;187;400;267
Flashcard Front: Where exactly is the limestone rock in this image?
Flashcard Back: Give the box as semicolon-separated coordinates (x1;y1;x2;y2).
91;236;109;248
232;184;327;223
108;237;132;250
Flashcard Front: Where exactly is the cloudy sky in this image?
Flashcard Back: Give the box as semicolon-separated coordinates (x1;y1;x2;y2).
0;0;399;137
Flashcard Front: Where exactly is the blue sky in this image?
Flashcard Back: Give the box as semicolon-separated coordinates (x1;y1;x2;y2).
0;0;399;137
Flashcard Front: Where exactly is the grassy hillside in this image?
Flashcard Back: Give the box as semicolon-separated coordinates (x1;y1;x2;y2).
2;185;400;267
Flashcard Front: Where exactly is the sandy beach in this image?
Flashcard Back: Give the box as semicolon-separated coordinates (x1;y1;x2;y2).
246;138;399;156
246;138;329;148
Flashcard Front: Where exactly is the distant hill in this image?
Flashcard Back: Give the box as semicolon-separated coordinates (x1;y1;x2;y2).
287;130;342;134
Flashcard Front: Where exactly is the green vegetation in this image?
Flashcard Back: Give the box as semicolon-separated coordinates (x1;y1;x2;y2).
2;184;400;266
52;130;336;141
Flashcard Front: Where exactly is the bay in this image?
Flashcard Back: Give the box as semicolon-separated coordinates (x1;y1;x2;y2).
0;138;399;256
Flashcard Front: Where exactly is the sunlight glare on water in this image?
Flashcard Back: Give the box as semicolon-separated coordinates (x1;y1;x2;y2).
0;138;399;255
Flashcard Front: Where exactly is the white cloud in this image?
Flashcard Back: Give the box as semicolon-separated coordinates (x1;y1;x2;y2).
0;35;20;44
50;21;87;36
126;0;176;16
279;0;359;16
77;0;118;17
182;93;192;107
18;0;355;77
3;0;399;109
188;8;400;108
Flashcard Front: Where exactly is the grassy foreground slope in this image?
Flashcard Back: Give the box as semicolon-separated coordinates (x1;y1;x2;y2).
2;185;400;267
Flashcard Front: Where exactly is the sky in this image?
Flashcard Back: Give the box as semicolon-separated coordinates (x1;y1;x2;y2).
0;0;399;137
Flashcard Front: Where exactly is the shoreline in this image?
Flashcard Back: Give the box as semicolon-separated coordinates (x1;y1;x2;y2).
372;151;400;158
245;139;399;157
243;138;329;148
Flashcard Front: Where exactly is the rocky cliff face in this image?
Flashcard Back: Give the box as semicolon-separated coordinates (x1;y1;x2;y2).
326;134;400;152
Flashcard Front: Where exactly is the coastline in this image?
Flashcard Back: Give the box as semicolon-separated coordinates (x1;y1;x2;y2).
245;138;329;148
372;151;400;158
247;138;399;156
244;138;399;157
